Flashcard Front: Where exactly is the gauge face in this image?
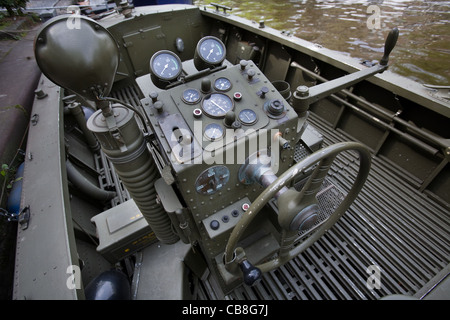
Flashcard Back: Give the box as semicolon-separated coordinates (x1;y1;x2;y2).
150;50;182;81
202;93;233;118
204;123;224;141
238;109;258;125
195;165;230;195
198;37;226;64
182;88;201;104
214;77;232;92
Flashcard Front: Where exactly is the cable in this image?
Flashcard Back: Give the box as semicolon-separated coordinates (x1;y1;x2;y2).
98;96;150;134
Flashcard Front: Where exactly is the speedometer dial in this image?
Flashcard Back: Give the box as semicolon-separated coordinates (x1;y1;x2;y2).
202;93;233;118
150;50;182;81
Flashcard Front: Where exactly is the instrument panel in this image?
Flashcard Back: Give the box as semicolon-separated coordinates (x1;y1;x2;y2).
140;36;298;258
142;37;296;163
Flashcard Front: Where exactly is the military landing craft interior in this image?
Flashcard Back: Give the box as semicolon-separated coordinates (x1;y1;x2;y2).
11;3;450;300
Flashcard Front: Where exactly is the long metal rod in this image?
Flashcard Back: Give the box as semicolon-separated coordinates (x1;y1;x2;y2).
329;91;439;156
290;61;449;152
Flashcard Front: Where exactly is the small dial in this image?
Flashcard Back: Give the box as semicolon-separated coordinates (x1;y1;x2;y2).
214;77;232;92
194;36;226;70
199;37;226;64
204;123;224;141
150;50;182;81
238;109;258;125
182;88;201;104
202;93;233;118
195;165;230;195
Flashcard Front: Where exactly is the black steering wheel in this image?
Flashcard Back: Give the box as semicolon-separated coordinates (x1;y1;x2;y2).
224;142;372;283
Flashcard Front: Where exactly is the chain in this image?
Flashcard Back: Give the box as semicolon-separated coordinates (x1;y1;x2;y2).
0;208;18;222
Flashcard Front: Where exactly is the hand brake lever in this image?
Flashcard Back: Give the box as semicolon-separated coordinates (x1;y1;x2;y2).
291;28;399;114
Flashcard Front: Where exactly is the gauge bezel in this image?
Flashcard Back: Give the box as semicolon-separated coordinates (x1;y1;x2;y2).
194;36;226;70
214;77;232;92
238;108;258;125
201;93;234;119
149;50;182;81
203;123;225;141
181;88;202;105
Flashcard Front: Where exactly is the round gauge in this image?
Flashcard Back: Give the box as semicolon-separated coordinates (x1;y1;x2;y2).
181;88;201;104
204;123;224;141
214;77;232;92
194;36;226;70
238;109;258;125
195;165;230;195
150;50;182;81
202;93;233;118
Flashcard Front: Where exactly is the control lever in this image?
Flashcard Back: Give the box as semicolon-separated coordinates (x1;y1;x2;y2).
239;259;262;286
291;28;399;114
380;27;399;66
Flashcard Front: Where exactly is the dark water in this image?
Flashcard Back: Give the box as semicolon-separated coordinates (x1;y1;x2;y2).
195;0;450;85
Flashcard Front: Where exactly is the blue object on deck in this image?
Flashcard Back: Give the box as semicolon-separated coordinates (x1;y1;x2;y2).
6;162;25;215
85;270;131;300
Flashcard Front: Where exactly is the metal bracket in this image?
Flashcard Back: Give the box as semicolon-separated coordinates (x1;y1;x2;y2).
423;84;450;101
210;2;232;15
105;113;128;152
0;205;29;229
31;114;39;126
18;205;30;230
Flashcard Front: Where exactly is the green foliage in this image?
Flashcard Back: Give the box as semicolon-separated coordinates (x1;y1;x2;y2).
0;164;8;177
0;0;29;16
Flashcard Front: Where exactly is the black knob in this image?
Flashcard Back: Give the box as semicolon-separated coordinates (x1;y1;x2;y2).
380;27;399;66
240;60;248;70
239;259;262;286
259;86;269;99
201;78;211;93
267;99;285;116
224;111;236;127
154;101;164;114
149;92;158;103
247;69;256;80
210;220;220;230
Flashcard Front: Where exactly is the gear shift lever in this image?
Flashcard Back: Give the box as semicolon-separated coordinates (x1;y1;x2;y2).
380;27;399;66
290;27;399;114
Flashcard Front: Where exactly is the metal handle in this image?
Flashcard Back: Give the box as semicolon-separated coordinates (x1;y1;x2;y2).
239;259;262;286
380;27;399;66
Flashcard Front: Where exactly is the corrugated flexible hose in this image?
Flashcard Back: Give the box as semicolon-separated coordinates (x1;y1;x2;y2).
87;105;179;244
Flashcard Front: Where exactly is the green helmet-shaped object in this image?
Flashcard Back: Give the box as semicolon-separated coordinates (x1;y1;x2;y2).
34;15;120;101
